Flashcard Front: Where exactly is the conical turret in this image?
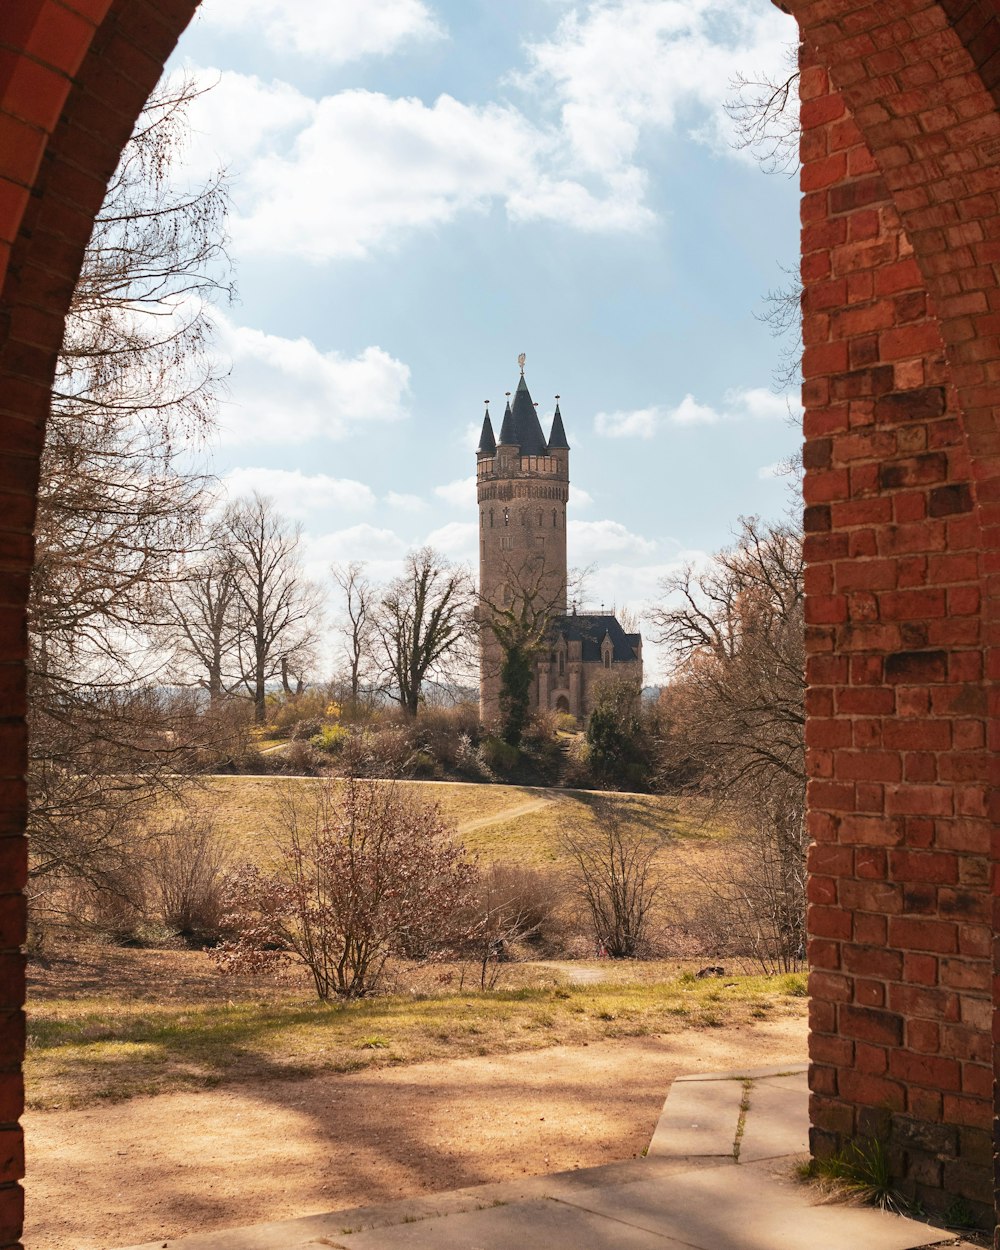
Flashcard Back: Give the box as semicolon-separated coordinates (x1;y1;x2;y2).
548;399;569;451
508;374;548;456
498;397;516;446
477;407;496;455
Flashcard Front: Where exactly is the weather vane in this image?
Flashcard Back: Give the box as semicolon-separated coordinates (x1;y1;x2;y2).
518;352;526;375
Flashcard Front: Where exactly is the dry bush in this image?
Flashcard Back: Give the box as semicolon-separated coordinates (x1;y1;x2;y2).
457;864;563;988
212;779;476;999
148;814;232;944
411;703;480;769
267;690;330;738
562;798;661;957
680;800;806;974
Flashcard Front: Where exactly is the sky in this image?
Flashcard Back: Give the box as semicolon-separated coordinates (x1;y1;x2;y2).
166;0;802;682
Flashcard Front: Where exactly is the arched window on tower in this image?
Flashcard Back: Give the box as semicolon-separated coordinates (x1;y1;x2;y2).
490;508;494;528
559;650;565;677
537;510;542;527
503;508;509;527
552;509;557;527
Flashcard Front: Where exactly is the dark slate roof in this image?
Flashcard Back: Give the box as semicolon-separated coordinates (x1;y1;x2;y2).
551;613;640;663
498;399;516;445
477;411;496;455
547;402;569;451
507;374;548;455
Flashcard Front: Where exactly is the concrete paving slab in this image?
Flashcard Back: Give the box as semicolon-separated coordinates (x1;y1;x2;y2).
338;1197;691;1250
119;1158;732;1250
738;1079;810;1162
647;1077;741;1158
675;1065;807;1083
558;1166;953;1250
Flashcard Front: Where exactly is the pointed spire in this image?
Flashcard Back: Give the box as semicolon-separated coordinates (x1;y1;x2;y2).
548;396;569;451
498;395;516;445
477;405;496;455
509;372;547;455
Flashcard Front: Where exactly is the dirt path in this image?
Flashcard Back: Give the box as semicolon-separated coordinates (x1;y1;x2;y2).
24;1014;806;1250
457;797;553;834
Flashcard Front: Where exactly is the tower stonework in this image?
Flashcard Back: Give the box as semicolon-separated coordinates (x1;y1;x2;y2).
477;364;641;725
477;371;569;721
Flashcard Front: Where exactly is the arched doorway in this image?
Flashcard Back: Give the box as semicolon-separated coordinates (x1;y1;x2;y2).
3;0;1000;1241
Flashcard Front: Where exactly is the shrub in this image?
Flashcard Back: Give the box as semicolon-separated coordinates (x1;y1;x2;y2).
212;779;475;999
554;712;579;734
457;864;562;988
312;724;350;754
267;690;331;738
562;798;661;957
411;703;481;769
149;815;231;944
480;736;520;774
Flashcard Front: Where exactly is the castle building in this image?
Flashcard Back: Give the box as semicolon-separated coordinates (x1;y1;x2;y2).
476;360;642;723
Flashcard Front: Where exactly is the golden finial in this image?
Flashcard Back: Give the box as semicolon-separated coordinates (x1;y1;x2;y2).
518;352;526;375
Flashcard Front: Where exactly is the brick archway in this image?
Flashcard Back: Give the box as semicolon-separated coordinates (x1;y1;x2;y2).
2;0;1000;1243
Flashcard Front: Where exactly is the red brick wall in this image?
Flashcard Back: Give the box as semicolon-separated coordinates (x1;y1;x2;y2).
2;0;1000;1246
0;4;200;1244
800;47;993;1217
791;3;1000;1223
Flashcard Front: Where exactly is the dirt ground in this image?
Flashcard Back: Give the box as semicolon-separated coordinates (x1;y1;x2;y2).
25;1013;806;1250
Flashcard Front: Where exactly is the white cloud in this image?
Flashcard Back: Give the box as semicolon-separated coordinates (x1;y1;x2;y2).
424;521;477;560
180;0;795;262
726;386;796;421
569;518;657;559
222;468;375;518
310;523;408;561
211;310;411;445
519;0;795;175
594;387;798;439
570;485;593;509
225;87;552;261
386;491;427;512
197;0;443;63
434;476;477;509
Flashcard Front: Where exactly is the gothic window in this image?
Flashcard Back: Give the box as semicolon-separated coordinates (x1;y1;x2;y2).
501;535;514;550
552;509;557;527
520;510;526;525
537;510;542;527
490;508;494;528
503;507;509;526
603;650;611;669
558;650;565;676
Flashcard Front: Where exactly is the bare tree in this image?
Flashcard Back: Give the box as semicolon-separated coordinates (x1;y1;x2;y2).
331;561;379;714
562;799;661;958
167;543;241;700
376;548;472;717
725;44;803;390
652;517;806;967
213;779;475;999
222;493;322;723
28;75;231;906
480;555;562;746
460;864;554;990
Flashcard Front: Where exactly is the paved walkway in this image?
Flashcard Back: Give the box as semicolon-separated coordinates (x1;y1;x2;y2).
121;1065;976;1250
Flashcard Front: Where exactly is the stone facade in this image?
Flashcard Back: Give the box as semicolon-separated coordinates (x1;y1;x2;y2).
476;369;641;723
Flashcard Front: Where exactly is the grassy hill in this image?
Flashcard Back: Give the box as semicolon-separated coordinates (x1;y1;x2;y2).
168;776;724;870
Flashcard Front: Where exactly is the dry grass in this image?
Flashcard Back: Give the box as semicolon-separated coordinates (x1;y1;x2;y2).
171;777;724;870
26;944;806;1111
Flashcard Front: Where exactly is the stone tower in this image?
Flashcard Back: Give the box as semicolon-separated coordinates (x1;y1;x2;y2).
477;364;569;721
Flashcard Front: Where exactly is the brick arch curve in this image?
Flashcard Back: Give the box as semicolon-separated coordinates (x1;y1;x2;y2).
2;0;1000;1243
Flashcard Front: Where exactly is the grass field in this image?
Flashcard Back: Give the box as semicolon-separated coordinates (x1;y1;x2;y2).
169;776;725;868
27;945;806;1110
